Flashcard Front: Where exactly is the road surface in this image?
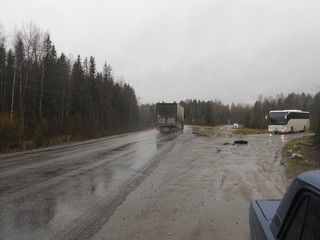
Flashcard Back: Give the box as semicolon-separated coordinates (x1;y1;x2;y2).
0;125;307;239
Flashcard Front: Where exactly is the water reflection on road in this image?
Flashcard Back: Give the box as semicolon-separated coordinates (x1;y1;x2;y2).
268;132;311;145
156;131;180;148
0;129;183;239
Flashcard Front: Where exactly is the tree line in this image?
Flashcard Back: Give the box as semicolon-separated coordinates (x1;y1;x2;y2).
180;92;318;132
0;23;139;151
141;92;320;143
181;92;320;142
1;22;320;152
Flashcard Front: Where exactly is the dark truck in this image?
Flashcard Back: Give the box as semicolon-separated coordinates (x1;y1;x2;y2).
249;170;320;240
155;102;184;133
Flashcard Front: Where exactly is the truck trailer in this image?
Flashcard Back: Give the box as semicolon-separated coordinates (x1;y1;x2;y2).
155;102;184;133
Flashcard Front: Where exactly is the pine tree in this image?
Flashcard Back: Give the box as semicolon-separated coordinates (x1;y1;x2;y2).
71;55;88;128
39;34;58;120
88;56;98;130
56;53;71;133
102;62;114;128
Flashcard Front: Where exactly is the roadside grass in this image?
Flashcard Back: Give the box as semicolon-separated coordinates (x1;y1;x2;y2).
283;135;320;179
233;127;269;135
0;125;151;154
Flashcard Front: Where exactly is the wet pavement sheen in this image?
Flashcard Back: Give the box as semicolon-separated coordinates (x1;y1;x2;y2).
0;129;179;239
0;126;310;239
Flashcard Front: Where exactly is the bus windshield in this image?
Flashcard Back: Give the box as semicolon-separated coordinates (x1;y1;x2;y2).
267;110;310;133
268;112;287;125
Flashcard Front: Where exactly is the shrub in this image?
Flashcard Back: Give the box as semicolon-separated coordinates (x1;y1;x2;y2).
34;119;51;147
0;115;21;152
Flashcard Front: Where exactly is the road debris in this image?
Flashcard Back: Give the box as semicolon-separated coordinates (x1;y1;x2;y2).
292;153;303;159
233;140;248;145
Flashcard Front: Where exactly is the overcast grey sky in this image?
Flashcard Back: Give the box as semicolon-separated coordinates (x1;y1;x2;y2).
2;0;320;105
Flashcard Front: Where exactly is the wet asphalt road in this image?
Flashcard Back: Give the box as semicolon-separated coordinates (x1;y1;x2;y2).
0;126;311;240
91;126;309;240
0;128;179;240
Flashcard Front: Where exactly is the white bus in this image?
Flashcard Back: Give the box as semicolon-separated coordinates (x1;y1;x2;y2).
266;110;310;133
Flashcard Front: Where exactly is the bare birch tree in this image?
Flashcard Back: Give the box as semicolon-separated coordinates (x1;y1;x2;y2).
0;23;6;113
11;30;24;122
19;22;45;125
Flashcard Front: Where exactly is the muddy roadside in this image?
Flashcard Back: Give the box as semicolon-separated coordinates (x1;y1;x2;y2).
282;135;320;179
91;125;303;240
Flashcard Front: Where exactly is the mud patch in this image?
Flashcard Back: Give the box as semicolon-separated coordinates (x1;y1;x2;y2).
91;127;307;240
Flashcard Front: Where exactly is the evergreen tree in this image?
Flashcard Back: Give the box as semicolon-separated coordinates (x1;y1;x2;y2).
71;55;87;121
101;63;114;128
0;22;143;149
311;92;320;143
56;53;71;133
40;35;58;120
88;56;98;129
13;32;25;123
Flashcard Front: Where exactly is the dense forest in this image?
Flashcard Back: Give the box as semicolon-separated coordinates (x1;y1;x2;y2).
1;23;320;152
0;23;139;151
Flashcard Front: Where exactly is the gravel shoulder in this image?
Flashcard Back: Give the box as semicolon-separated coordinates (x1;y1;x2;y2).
91;125;292;240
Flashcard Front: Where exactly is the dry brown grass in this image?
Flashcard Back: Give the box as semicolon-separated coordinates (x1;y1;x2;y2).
283;136;320;179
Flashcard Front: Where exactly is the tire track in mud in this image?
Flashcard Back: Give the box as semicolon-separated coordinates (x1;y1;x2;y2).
50;136;177;240
245;136;288;199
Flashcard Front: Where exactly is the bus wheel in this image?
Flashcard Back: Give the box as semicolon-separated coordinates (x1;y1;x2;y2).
290;127;294;133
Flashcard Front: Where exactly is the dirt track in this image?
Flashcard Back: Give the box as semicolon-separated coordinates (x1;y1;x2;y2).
92;125;300;240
